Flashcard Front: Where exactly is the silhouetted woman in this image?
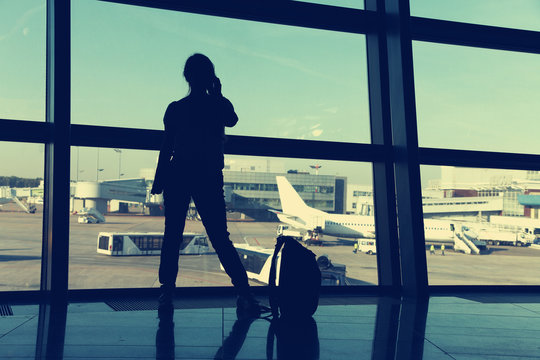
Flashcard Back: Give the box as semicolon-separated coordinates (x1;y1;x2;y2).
151;54;259;316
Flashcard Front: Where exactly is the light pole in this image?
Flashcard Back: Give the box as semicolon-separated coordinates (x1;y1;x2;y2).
96;148;100;181
309;165;322;208
310;164;322;175
76;147;80;182
114;149;122;178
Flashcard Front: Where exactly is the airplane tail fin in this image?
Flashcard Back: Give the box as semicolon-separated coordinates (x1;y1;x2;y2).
276;176;309;215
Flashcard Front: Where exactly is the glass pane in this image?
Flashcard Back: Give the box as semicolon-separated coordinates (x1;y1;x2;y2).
69;147;160;289
422;165;540;285
411;0;540;32
71;1;370;143
0;1;46;121
414;42;540;154
0;142;44;291
69;148;376;289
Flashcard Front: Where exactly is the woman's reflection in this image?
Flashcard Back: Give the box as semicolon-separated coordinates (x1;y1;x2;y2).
215;315;319;360
214;317;256;360
156;303;175;360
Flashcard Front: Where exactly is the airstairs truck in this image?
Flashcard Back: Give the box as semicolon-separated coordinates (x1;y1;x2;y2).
77;207;106;224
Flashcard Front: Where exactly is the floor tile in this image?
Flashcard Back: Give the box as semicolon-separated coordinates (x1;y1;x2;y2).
426;313;540;331
0;317;38;345
429;296;480;305
63;344;220;359
318;339;373;360
426;333;540;357
427;302;539;317
422;341;455;360
10;305;40;316
453;355;540;360
0;315;37;336
3;294;540;360
0;344;36;358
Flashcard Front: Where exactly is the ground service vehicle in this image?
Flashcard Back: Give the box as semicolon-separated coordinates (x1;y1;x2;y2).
357;239;377;255
276;224;304;241
97;232;210;256
477;229;533;247
78;208;106;224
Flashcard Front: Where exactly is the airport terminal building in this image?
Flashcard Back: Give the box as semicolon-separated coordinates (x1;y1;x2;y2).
347;167;540;222
223;159;346;220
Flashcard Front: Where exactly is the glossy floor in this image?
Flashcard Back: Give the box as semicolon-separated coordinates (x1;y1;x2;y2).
2;294;540;359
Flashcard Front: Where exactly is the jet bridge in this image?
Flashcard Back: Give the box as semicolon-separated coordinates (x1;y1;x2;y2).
73;179;148;214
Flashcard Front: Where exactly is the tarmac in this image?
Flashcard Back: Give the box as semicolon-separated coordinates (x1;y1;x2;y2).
1;207;540;292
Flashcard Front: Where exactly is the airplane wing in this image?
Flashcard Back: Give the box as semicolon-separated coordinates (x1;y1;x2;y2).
267;208;308;230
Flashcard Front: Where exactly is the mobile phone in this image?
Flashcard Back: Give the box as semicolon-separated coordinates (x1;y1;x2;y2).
211;77;221;95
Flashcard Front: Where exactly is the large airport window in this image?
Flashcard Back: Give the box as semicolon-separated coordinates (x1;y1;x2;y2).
0;141;44;291
71;0;371;144
422;165;540;285
411;0;540;32
0;1;46;121
69;148;377;289
413;42;540;155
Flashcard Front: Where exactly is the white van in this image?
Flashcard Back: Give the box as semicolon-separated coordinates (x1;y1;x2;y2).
358;239;377;255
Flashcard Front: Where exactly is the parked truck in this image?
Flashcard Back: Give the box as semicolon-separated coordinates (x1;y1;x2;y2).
476;228;534;247
276;224;304;241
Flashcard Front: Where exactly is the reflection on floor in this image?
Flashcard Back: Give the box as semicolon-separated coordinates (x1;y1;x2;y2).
2;294;540;359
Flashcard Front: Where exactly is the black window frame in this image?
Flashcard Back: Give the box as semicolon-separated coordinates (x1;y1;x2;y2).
2;0;540;300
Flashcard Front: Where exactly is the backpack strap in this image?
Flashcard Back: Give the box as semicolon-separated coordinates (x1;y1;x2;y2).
268;236;286;317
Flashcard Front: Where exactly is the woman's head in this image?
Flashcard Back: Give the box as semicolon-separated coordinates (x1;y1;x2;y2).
183;53;216;92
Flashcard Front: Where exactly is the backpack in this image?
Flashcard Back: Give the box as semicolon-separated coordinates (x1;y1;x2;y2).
268;236;321;318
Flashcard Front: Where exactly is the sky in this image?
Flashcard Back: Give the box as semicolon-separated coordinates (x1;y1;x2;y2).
1;0;540;185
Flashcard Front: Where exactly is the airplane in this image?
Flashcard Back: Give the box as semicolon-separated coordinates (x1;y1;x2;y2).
272;176;375;239
271;176;484;251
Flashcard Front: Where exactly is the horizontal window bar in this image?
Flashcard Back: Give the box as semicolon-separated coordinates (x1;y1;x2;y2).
71;124;162;150
411;17;540;55
7;121;540;168
226;135;386;162
71;124;387;162
419;147;540;171
99;0;376;34
0;119;53;143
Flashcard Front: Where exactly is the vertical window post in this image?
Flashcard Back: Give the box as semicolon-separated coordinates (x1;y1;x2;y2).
365;0;401;291
385;0;428;296
42;0;71;299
